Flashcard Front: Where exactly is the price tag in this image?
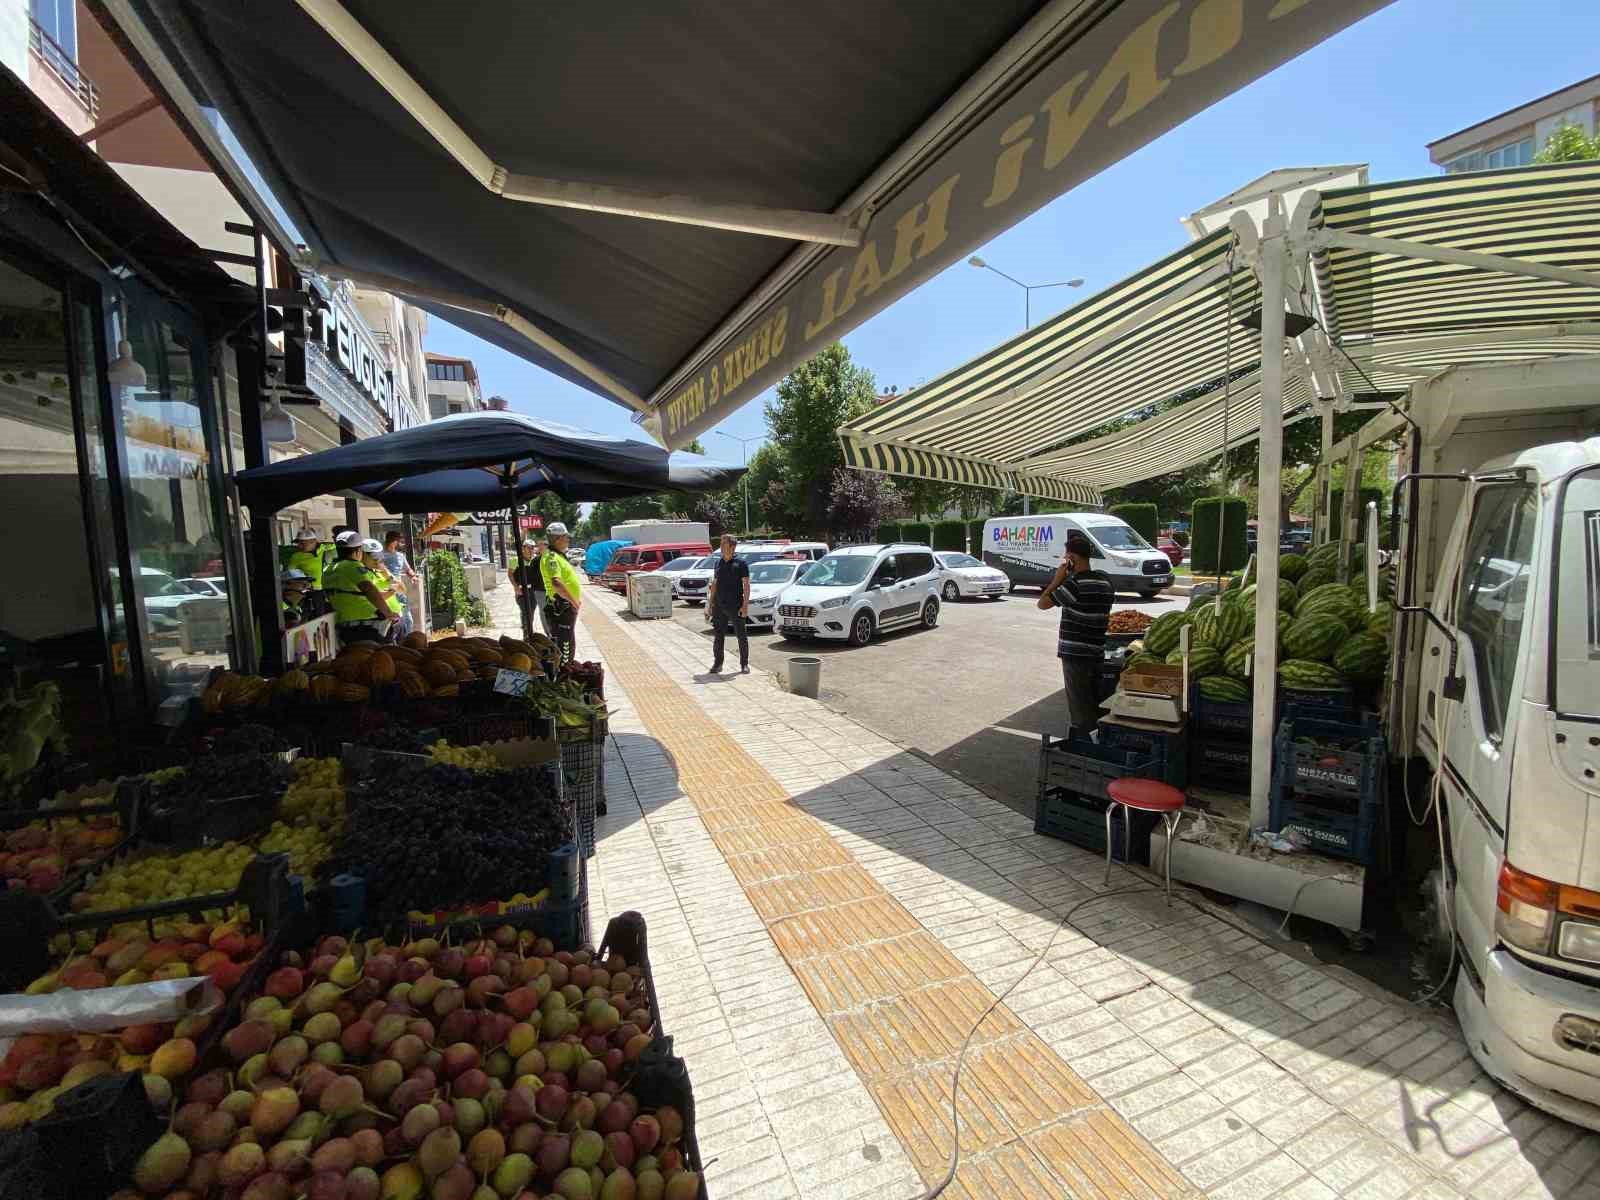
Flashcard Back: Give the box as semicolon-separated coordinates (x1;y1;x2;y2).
493;668;534;696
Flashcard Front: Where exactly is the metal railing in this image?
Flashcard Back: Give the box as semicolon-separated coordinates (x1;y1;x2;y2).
29;15;99;117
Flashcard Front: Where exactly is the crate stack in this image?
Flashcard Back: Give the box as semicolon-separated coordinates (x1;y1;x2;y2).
1188;683;1255;791
1270;709;1386;864
1034;733;1161;865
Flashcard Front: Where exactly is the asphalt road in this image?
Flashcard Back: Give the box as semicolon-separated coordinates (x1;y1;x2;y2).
670;587;1186;816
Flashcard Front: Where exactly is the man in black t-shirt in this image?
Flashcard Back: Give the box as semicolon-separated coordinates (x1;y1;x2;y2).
508;539;550;635
1038;531;1114;738
705;533;751;674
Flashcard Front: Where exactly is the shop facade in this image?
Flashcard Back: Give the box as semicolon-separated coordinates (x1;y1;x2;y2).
0;75;255;759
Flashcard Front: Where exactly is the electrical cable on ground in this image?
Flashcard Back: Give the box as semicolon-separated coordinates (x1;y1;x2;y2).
908;881;1203;1200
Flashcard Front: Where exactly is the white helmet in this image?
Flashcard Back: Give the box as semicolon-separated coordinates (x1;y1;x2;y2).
334;530;364;547
293;527;318;542
361;538;383;554
547;522;570;537
280;568;310;583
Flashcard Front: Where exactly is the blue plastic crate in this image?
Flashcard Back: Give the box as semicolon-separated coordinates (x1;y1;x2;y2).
1038;734;1154;803
1274;715;1385;804
1034;787;1154;864
1269;788;1380;864
1097;721;1187;788
1191;737;1252;791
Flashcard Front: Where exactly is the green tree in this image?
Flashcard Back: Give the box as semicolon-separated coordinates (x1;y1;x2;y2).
525;491;580;533
1535;123;1600;163
1213;410;1376;522
765;343;877;536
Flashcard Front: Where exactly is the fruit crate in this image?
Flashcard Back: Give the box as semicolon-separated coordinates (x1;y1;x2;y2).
1038;733;1154;804
378;856;591;957
1278;684;1357;719
1034;786;1154;865
0;783;141;908
0;853;294;996
129;773;289;852
1190;685;1254;738
1268;786;1381;865
1097;721;1187;788
1191;738;1252;792
596;911;708;1199
560;715;608;856
0;1070;163;1200
1273;713;1385;804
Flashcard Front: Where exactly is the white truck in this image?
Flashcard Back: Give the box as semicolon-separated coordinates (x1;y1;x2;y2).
607;520;710;547
1373;356;1600;1128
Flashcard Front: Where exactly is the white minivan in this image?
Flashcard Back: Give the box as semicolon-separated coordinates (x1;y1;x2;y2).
776;544;942;646
981;513;1173;596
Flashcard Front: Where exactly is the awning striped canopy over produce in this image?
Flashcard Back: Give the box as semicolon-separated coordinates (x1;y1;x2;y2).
842;160;1600;498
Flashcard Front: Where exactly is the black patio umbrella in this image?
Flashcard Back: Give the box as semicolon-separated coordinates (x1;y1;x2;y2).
234;411;744;643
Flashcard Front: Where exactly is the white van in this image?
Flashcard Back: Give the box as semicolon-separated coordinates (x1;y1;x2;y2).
981;513;1173;597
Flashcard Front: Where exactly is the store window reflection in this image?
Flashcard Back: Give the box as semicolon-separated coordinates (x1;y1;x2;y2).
116;303;235;703
0;256;116;745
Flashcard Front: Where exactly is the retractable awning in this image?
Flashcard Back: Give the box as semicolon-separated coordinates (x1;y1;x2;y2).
99;0;1387;446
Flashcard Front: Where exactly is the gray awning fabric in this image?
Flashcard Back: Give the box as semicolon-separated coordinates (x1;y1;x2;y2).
112;0;1387;446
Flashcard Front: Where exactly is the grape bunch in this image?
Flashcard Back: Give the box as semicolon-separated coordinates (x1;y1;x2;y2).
209;723;291;756
328;763;571;923
148;754;289;809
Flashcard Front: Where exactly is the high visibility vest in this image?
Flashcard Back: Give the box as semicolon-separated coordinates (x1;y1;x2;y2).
373;567;404;616
287;549;323;589
325;558;380;623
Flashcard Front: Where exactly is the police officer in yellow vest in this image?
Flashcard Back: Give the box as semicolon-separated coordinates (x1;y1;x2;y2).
324;530;396;644
286;528;324;589
362;537;407;641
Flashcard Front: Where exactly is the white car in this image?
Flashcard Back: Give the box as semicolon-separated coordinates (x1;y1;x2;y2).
935;552;1008;601
179;576;229;599
776;544;942;646
648;555;704;598
742;560;806;628
670;555;719;604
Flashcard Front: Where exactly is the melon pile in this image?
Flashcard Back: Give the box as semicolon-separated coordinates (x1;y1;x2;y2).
1128;542;1394;704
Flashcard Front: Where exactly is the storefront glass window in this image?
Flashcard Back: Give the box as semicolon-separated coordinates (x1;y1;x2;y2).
0;254;121;743
115;302;237;704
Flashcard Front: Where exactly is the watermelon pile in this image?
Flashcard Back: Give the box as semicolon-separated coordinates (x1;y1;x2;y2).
1173;539;1397;697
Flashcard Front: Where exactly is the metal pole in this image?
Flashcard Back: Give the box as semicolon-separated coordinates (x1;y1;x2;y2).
236;337;283;674
1249;222;1288;827
1316;402;1333;544
507;479;535;644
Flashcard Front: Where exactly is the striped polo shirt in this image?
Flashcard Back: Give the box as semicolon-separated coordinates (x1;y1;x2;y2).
1054;569;1114;660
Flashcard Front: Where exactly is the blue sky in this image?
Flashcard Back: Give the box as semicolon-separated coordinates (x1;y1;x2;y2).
424;0;1600;462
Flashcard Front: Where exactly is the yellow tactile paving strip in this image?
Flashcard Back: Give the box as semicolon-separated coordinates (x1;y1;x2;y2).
584;610;1196;1199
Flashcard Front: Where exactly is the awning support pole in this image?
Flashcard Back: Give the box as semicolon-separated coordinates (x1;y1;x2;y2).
505;471;535;646
1315;403;1333;543
1249;217;1287;828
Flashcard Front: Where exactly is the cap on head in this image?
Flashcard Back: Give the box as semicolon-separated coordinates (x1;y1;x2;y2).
547;522;569;538
280;568;309;583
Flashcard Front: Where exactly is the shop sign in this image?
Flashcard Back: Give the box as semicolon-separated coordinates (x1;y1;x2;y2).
313;299;392;418
519;515;543;531
126;436;207;481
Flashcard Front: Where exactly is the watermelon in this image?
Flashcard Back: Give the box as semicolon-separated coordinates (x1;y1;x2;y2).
1165;645;1223;677
1123;653;1165;671
1307;542;1341;568
1297;582;1354;614
1143;611;1185;657
1297;566;1336;594
1282;612;1346;662
1214;602;1251;646
1279;552;1309;582
1237;579;1299;615
1279;659;1345;690
1190;607;1220;647
1367;602;1394;636
1222;639;1253;679
1197;675;1250;702
1333;632;1389;680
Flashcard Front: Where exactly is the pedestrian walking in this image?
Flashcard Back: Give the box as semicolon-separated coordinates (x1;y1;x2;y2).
540;522;582;666
1037;531;1113;738
706;533;750;674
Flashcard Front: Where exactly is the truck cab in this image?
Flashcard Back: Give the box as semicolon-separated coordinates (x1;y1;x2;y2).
1391;359;1600;1128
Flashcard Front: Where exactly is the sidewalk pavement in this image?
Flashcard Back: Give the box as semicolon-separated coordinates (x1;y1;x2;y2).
485;584;1600;1199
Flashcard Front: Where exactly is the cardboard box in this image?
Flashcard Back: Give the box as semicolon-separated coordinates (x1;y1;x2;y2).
1118;662;1185;699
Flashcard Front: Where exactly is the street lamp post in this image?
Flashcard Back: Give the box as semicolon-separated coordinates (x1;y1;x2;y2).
712;430;765;534
968;258;1084;514
967;256;1083;330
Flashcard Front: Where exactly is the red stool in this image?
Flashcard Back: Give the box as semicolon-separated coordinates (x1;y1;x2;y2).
1105;778;1186;901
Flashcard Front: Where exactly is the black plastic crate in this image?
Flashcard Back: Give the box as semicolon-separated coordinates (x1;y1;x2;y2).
1191;689;1254;738
561;731;604;857
1191;737;1252;791
1274;714;1385;803
1269;788;1380;864
1279;684;1357;718
0;1071;162;1200
1098;722;1188;788
1038;733;1153;803
1034;787;1153;864
383;859;590;952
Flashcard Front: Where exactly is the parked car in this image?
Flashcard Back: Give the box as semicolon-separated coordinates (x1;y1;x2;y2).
647;554;705;597
740;559;807;628
934;551;1007;600
739;539;831;562
600;541;711;593
566;547;586;566
672;555;719;605
180;576;229;598
1156;536;1185;567
777;543;942;647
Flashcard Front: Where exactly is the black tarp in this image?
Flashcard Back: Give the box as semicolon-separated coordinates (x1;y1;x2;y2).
233;411;744;513
118;0;1388;445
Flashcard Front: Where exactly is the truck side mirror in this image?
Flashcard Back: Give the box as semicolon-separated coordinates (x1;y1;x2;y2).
1365;503;1380;613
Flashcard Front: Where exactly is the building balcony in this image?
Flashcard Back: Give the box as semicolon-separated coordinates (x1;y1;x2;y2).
28;15;99;128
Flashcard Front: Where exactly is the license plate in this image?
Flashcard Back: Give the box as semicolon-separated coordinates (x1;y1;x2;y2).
781;620;809;631
1152;576;1171;585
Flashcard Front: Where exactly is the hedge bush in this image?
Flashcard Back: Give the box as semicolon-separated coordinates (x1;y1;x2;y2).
901;521;932;547
874;523;900;545
426;549;489;628
1189;497;1248;574
968;521;986;555
932;520;966;551
1108;503;1158;546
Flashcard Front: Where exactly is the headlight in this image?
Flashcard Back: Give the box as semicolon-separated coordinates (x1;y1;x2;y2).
819;596;848;609
751;596;774;607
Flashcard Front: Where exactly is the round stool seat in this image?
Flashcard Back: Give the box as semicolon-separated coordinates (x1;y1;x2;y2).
1107;777;1184;813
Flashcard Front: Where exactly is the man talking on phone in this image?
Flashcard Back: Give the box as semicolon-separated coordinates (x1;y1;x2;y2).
1037;531;1113;738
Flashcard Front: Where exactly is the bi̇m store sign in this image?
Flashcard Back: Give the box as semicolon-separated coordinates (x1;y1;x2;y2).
650;0;1389;448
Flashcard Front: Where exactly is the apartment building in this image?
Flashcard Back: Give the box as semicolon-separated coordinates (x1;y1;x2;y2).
425;353;484;419
1427;73;1600;173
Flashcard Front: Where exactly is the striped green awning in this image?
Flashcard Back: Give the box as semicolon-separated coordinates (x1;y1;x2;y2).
837;431;1101;504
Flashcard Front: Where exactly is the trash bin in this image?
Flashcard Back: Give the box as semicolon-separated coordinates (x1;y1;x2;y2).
786;656;821;698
